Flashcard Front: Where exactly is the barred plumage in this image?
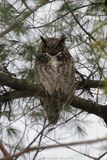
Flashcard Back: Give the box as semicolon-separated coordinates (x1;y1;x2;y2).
35;36;75;124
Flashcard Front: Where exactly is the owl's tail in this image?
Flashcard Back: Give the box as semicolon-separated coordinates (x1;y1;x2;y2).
40;95;61;124
46;105;60;124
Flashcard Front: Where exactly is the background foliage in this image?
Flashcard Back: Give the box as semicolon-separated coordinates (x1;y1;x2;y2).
0;0;107;159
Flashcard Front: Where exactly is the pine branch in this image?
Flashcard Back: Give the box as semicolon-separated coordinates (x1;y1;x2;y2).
76;79;104;89
0;0;54;38
0;72;44;92
72;96;107;125
0;72;104;91
1;137;107;160
0;72;107;125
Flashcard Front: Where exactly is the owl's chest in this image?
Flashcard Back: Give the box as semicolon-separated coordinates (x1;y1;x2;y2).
48;57;61;71
36;59;69;85
35;57;74;94
50;58;58;69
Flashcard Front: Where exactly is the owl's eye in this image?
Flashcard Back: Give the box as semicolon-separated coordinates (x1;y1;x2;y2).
44;52;49;57
56;52;67;61
36;53;50;63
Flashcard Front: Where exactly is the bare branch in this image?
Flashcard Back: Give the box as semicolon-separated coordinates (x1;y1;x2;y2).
76;79;104;89
0;72;104;91
0;72;107;125
0;141;10;158
1;137;107;160
0;1;54;38
0;72;44;92
72;96;107;125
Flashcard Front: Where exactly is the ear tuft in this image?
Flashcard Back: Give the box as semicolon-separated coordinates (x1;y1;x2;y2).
60;35;66;43
40;36;47;44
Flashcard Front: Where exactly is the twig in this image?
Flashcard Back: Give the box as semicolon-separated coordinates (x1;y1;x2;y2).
0;141;10;158
1;137;107;160
0;0;54;38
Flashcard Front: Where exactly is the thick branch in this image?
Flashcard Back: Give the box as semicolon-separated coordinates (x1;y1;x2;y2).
0;72;43;92
0;72;104;91
1;92;107;126
76;79;104;89
0;72;107;125
72;96;107;125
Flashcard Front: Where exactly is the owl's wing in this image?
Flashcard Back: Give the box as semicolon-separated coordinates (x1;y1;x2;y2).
34;57;41;84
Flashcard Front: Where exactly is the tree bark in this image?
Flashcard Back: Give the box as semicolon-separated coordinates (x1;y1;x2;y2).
0;72;107;125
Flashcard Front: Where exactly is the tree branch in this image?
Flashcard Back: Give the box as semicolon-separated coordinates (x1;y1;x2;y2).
1;137;107;160
72;96;107;125
0;2;104;38
64;1;95;40
0;72;44;92
0;72;104;91
0;72;107;125
0;141;10;158
0;0;54;38
76;79;104;89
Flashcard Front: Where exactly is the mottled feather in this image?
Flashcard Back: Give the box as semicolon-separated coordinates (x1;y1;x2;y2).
35;36;75;124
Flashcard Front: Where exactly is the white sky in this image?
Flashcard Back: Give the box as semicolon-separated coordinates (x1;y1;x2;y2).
1;0;107;159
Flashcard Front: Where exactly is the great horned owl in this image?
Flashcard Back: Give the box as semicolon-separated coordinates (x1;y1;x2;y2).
35;36;75;124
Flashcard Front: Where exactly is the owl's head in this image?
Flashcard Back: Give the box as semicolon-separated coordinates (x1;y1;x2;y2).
40;36;66;56
37;36;71;64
